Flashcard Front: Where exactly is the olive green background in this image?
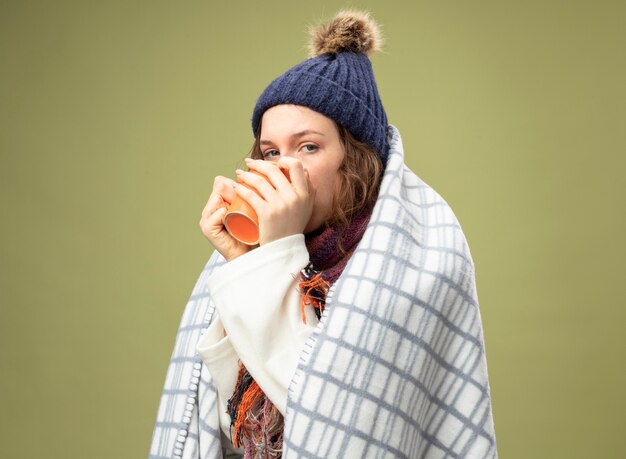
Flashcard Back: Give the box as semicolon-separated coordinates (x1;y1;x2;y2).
1;1;624;458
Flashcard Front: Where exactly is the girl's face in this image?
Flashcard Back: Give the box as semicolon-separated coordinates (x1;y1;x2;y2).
259;104;345;233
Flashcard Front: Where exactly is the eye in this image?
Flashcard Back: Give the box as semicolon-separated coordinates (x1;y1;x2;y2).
262;149;280;160
301;144;318;153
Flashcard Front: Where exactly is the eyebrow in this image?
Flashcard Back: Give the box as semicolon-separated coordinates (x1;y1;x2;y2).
260;130;325;146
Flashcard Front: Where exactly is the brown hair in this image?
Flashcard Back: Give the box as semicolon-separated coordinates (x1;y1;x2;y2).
249;119;383;237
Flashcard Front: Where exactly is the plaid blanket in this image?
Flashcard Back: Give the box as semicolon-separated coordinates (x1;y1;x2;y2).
149;125;498;458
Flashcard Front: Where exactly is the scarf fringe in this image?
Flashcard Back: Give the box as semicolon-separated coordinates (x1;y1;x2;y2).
227;362;284;457
298;268;330;324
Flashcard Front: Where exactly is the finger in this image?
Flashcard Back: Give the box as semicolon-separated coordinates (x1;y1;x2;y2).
200;207;228;238
213;176;238;204
276;157;308;195
304;168;316;201
236;169;279;201
201;192;226;219
233;182;267;213
244;158;291;190
207;206;227;228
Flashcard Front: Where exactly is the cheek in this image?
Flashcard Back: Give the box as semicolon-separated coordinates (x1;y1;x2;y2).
310;168;340;209
308;159;342;188
309;171;332;190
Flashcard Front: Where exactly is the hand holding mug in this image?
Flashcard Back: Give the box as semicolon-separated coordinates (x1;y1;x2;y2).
222;167;290;245
199;175;253;262
227;157;314;246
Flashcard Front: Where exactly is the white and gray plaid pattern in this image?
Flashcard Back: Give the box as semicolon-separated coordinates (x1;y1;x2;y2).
150;125;497;458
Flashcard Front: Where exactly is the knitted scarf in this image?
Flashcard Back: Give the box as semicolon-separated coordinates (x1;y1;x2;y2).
226;207;373;458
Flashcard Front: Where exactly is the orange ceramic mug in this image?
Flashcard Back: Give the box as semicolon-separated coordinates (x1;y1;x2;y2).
223;166;290;245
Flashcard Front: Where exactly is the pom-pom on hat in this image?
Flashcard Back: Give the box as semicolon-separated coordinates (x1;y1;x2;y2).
251;10;390;165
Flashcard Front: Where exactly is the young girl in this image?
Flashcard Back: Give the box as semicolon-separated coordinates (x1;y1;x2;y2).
151;10;497;459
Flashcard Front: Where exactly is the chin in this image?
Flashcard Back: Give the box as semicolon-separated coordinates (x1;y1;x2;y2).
304;219;323;235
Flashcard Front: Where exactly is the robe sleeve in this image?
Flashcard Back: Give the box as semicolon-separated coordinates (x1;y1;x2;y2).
197;234;319;416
